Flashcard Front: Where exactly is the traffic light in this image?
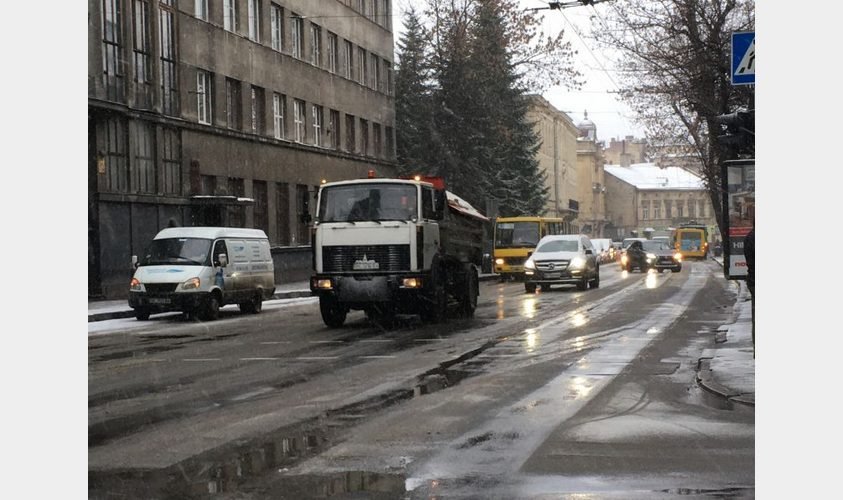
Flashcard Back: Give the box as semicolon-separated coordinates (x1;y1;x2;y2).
715;109;754;155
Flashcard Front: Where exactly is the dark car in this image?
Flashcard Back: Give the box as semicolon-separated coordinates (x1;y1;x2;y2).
621;240;682;273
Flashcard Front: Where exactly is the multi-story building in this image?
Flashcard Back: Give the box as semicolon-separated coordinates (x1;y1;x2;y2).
603;162;717;241
603;135;648;166
575;112;608;237
525;95;580;230
89;0;397;299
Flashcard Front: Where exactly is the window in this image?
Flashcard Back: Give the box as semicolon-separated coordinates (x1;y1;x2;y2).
345;114;356;152
194;0;208;20
328;109;340;149
688;199;696;218
343;41;353;79
248;0;261;42
102;0;124;102
253;181;268;233
161;127;181;195
97;116;129;193
385;126;394;159
291;13;303;58
227;177;245;227
132;1;152;108
676;200;684;218
201;174;217;195
196;70;213;125
327;32;338;73
641;200;649;220
293;99;306;142
698;199;706;218
296;184;311;245
372;122;381;157
131;120;155;193
357;47;367;85
385;59;393;95
653;201;661;219
370;53;379;89
270;3;283;50
273;93;287;139
225;78;242;130
276;182;291;245
360;118;369;155
224;0;237;32
251;86;265;134
312;104;323;147
310;23;322;66
159;0;178;116
663;200;672;219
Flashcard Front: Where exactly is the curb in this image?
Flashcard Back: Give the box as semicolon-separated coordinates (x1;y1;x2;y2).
88;274;502;323
695;359;755;407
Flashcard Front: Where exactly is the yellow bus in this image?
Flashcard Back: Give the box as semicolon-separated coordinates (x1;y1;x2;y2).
493;216;567;279
673;223;709;260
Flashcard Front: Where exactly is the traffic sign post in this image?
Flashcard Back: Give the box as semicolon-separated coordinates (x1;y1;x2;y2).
731;31;755;86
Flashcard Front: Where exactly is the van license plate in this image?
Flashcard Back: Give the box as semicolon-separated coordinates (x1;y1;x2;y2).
149;298;171;305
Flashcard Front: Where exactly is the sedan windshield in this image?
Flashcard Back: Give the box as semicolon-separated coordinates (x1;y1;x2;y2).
139;238;212;266
536;239;578;253
643;240;671;252
319;184;418;222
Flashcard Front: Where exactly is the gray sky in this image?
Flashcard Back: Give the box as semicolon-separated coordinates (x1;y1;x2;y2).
392;0;647;143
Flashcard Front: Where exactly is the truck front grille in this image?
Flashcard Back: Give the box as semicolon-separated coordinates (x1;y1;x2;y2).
322;245;411;272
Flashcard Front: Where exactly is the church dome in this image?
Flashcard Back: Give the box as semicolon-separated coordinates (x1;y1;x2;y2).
577;110;597;140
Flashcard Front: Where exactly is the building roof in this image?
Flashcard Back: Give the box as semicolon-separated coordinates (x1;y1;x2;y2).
604;162;705;190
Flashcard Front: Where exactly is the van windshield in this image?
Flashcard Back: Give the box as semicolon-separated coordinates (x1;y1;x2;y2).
139;238;212;266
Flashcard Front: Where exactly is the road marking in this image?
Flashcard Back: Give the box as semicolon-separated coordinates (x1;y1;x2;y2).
240;357;281;361
309;340;345;344
414;338;445;342
360;339;394;343
359;355;397;359
260;341;292;345
183;358;221;362
296;356;340;360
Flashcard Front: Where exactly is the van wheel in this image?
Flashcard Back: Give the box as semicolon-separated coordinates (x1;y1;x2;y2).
199;294;220;321
239;292;263;314
135;308;150;321
320;296;347;328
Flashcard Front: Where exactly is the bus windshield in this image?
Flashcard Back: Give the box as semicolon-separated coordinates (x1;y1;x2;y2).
495;222;540;248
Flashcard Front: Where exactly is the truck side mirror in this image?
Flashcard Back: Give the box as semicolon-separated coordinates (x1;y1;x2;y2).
132;255;138;269
217;253;228;267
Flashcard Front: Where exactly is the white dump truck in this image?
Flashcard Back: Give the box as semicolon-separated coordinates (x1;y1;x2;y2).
309;174;488;327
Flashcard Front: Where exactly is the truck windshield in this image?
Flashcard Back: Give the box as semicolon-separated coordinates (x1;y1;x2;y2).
318;184;418;222
495;222;539;248
139;238;212;266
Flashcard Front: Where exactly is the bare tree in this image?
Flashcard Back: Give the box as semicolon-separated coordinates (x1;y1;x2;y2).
589;0;754;233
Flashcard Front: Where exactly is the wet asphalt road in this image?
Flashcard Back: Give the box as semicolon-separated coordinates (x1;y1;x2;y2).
88;260;753;499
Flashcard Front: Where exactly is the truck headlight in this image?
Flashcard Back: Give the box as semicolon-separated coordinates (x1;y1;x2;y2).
570;257;585;269
524;259;535;269
130;278;145;292
402;277;422;288
314;278;333;290
181;277;201;290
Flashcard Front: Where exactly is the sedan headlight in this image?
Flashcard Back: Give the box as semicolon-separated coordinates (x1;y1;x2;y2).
646;253;656;259
524;259;535;269
674;252;683;261
569;256;585;269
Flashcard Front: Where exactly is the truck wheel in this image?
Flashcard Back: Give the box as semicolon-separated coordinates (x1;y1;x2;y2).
458;267;478;318
421;272;447;323
199;294;221;321
134;308;150;321
320;296;347;328
524;283;537;293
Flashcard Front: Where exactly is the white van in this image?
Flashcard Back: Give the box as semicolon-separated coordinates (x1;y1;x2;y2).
129;227;275;321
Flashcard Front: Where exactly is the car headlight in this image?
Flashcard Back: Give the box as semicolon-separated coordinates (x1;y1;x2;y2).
646;253;656;259
620;254;628;265
181;277;201;290
524;259;535;269
130;278;145;292
570;256;585;269
674;252;683;261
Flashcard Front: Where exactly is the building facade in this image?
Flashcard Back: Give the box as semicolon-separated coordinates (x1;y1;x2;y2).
603;162;717;241
525;95;580;229
603;135;648;166
575;112;608;237
89;0;397;299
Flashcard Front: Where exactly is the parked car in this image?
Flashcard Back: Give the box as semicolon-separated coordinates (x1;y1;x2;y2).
621;239;682;273
523;234;600;292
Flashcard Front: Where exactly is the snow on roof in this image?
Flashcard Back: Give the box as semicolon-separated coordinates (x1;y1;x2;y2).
447;191;488;221
604;162;704;190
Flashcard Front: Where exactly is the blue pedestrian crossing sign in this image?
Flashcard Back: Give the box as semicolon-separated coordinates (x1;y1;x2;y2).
731;31;755;85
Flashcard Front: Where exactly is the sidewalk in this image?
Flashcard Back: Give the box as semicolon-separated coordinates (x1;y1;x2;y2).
88;268;755;407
